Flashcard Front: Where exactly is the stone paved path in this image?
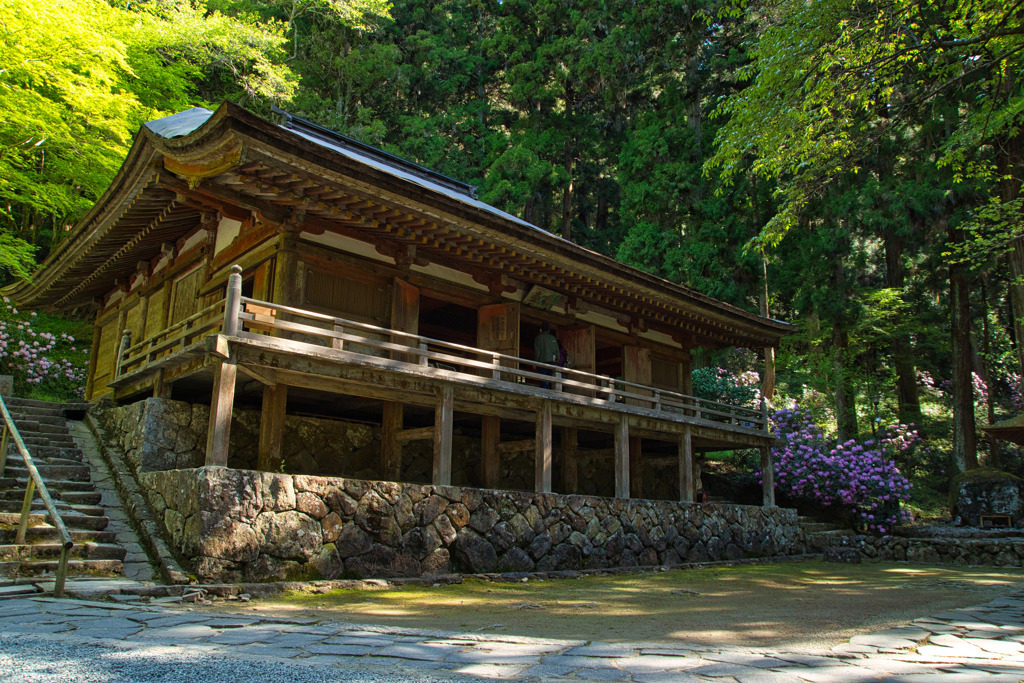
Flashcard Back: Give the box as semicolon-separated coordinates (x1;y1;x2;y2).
4;587;1024;681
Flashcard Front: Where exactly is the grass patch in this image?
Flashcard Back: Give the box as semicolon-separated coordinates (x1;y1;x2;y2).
202;560;1024;650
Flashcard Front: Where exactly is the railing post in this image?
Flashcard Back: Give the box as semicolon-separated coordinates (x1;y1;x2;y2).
760;397;769;433
332;321;344;350
54;547;69;598
491;353;501;380
0;425;8;478
115;329;131;376
223;264;243;336
653;389;661;411
419;343;429;366
16;478;35;544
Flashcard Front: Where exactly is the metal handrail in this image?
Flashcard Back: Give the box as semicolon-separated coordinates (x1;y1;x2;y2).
0;396;73;597
228;291;768;432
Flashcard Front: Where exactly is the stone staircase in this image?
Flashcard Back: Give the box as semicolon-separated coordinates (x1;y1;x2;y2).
799;515;855;553
0;397;126;589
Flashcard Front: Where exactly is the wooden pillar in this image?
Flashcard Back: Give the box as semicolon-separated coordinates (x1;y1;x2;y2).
614;416;629;498
680;351;693;397
760;445;775;506
382;401;403;480
432;385;454;486
481;416;500;488
152;369;172;399
257;384;288;471
272;248;300;306
535;402;553;493
629;436;643;499
679;427;694;503
223;265;243;336
205;359;237;467
561;427;578;494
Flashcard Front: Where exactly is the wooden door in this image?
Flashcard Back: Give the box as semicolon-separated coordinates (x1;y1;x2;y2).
623;345;652;407
390;278;420;363
477;302;520;380
558;325;595;396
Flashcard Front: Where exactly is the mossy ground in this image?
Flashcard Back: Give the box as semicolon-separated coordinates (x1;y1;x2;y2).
197;559;1024;651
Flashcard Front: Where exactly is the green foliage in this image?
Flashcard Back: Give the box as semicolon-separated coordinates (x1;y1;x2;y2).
0;0;296;276
0;301;91;400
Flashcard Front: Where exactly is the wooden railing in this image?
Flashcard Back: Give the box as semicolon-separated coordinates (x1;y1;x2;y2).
226;280;767;433
113;266;768;433
116;299;224;377
0;396;72;597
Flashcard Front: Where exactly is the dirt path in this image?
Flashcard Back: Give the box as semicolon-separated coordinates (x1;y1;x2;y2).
194;560;1024;652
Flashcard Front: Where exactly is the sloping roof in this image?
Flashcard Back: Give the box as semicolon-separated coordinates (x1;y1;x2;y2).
7;102;792;348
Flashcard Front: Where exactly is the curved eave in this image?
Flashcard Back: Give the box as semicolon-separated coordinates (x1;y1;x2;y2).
3;130;197;311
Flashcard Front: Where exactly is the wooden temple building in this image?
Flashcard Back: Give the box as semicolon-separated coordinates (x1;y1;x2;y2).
9;102;791;504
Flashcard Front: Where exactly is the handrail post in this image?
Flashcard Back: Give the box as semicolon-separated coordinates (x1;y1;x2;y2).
223;264;243;336
492;353;501;380
115;329;131;377
0;425;8;478
760;397;769;433
419;343;429;366
16;478;35;544
54;547;69;598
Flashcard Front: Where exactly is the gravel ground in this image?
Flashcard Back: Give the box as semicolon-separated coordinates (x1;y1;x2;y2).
0;634;479;683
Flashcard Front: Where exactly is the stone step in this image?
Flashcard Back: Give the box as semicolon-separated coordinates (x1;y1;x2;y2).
7;412;67;427
6;420;69;436
2;478;96;493
0;583;41;599
5;464;90;482
19;435;77;448
800;522;844;533
5;396;70;412
0;511;109;531
0;499;105;517
32;446;84;461
57;491;102;506
0;559;123;578
4;455;84;471
0;542;127;562
0;527;117;545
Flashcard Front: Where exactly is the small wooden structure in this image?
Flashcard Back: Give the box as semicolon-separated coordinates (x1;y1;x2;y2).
9;103;790;504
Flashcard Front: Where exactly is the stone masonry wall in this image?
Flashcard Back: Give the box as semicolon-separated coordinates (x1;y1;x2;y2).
140;467;802;583
821;532;1024;567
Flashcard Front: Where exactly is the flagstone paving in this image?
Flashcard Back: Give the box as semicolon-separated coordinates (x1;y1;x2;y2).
3;585;1024;681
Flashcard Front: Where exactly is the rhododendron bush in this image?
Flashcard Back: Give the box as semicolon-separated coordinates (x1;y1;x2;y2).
764;407;914;532
0;298;87;399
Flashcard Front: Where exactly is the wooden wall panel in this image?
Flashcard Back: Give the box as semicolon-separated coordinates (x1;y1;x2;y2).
144;287;168;341
304;267;390;324
91;318;119;396
169;268;202;326
623;345;652;407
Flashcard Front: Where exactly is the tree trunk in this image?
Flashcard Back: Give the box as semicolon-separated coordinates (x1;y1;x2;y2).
979;278;1000;468
949;220;978;471
833;325;858;442
760;258;776;400
831;247;857;441
881;231;923;425
997;110;1024;375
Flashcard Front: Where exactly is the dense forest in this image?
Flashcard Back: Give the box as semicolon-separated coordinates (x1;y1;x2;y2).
3;0;1023;515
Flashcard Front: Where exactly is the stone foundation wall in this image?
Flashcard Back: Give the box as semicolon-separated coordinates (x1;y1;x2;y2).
823;533;1024;567
140;467;801;583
